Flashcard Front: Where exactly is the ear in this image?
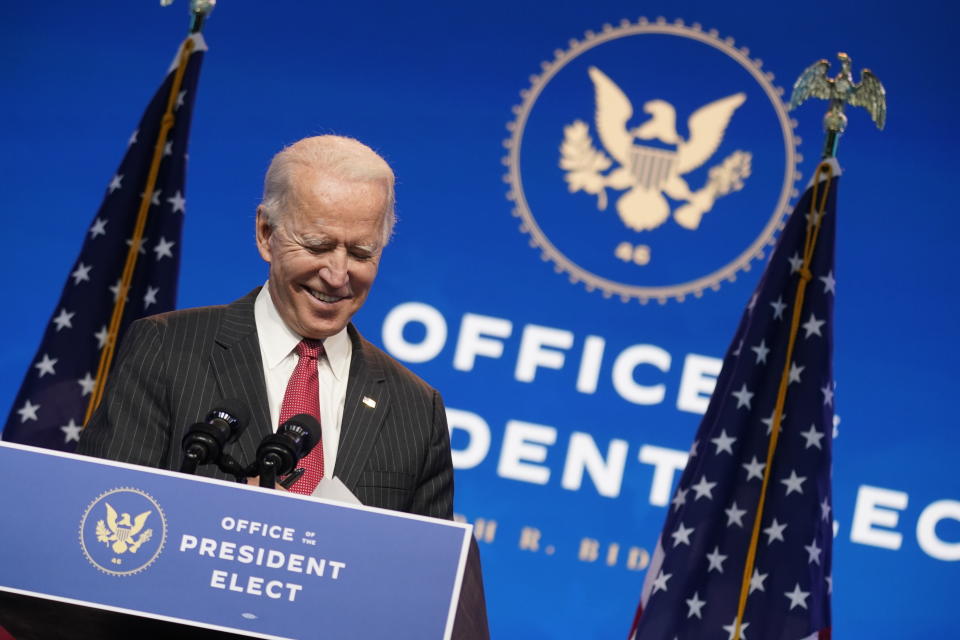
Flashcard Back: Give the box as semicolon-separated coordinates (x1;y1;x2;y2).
255;207;273;263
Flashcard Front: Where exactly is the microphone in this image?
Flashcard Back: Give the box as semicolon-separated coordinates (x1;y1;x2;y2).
255;413;321;488
179;399;251;475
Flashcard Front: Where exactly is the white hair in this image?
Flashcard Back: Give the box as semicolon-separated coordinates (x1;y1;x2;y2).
259;135;396;245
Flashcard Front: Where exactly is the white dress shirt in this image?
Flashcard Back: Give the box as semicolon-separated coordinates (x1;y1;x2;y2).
254;283;351;475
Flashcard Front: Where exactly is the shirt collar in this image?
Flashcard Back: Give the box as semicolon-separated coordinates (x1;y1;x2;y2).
254;282;351;380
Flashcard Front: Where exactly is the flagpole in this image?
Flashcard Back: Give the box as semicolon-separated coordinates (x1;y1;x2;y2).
84;1;215;424
188;0;216;33
160;0;217;34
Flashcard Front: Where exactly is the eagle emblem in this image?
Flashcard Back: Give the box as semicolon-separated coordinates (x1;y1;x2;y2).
561;66;752;233
95;502;153;555
788;52;886;158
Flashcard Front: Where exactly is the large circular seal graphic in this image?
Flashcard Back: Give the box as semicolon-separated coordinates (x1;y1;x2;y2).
505;17;800;303
79;487;167;576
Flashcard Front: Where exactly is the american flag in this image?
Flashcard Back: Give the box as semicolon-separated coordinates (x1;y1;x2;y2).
631;160;839;640
1;35;206;451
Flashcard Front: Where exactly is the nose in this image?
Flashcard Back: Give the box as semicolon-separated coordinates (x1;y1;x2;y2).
318;250;350;291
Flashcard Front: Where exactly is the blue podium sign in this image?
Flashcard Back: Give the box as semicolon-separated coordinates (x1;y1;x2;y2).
0;442;472;639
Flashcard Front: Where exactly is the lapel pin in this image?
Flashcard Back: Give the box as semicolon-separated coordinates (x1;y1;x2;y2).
362;396;377;409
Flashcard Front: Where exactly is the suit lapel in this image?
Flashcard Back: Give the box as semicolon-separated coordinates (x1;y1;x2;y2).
210;288;273;466
334;324;390;494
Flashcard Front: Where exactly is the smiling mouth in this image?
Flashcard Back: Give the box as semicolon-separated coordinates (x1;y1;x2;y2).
304;286;346;304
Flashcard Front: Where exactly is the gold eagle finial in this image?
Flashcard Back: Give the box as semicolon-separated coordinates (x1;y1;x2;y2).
789;52;886;157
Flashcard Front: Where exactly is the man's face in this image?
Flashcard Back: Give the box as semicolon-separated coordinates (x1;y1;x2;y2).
256;169;387;340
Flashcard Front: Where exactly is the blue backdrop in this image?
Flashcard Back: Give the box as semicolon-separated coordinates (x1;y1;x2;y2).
3;1;958;638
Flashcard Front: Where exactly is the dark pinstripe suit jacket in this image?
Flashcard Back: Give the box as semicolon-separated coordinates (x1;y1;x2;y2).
77;288;454;519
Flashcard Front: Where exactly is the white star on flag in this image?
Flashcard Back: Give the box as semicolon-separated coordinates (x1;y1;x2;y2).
95;325;110;349
163;140;173;156
61;419;83;443
732;383;754;409
167;190;186;214
762;410;785;435
691;476;717;501
804;538;822;565
821;382;834;407
742;456;765;481
706;546;727;573
144;286;159;308
725;502;747;527
671;487;688;511
651;570;672;594
820;270;836;295
109;279;127;302
175;90;186;110
89;218;108;238
153;237;175;260
781;470;807;495
749;567;767;593
128;129;138;146
751;340;770;364
685;592;706;619
711;430;736;455
108;174;123;193
784;583;810;610
787;252;804;273
52;308;74;331
770;295;787;319
723;618;749;640
671;522;695;547
141;189;161;206
17;399;40;422
802;313;825;338
800;424;825;449
788;361;804;385
71;262;92;284
77;372;96;397
126;236;148;255
763;518;788;544
34;354;57;377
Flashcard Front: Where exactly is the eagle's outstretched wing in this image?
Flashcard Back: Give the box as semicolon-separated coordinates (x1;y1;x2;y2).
849;69;886;129
588;66;634;165
675;93;746;175
130;510;152;536
105;503;119;533
788;59;831;110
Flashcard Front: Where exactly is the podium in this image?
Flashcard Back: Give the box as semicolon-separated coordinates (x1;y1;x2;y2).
0;442;473;639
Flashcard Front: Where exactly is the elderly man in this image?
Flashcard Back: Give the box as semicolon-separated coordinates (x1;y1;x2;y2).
79;135;450;512
78;136;487;636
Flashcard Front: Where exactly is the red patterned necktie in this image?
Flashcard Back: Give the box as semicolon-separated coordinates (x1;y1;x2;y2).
280;339;324;494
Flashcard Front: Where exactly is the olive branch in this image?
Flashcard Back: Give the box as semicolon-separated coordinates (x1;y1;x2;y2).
560;120;612;210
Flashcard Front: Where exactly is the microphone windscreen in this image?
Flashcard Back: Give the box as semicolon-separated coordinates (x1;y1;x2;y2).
206;398;251;432
279;413;322;457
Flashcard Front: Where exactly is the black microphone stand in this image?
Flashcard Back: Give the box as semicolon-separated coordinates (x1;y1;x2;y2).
259;456;278;489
